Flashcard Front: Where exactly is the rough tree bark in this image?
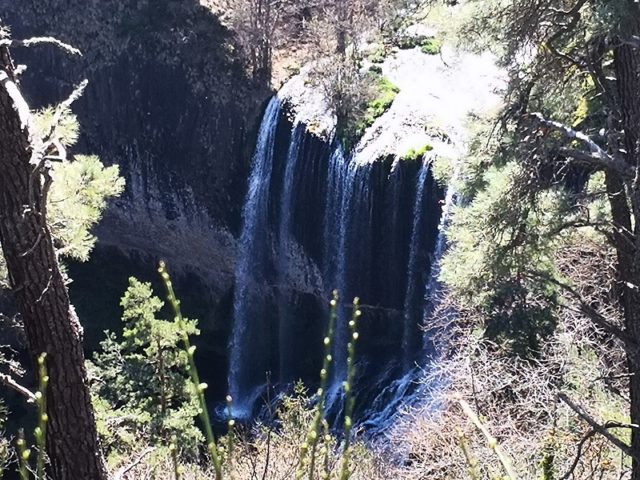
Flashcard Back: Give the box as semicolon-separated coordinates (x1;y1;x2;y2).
609;3;640;477
0;39;108;479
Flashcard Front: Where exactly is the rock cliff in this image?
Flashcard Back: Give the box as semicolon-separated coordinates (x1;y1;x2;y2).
0;1;272;377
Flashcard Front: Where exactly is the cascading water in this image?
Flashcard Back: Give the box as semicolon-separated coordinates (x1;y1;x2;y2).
401;160;432;372
229;98;282;418
362;176;458;435
277;123;306;384
228;96;447;426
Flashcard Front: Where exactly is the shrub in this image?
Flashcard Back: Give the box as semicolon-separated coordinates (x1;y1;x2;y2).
396;34;428;49
341;75;400;149
368;45;387;64
369;64;383;75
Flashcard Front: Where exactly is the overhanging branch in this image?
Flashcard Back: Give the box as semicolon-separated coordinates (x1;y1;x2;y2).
529;112;633;179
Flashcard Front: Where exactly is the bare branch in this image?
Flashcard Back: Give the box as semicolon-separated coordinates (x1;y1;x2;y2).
526;270;633;346
558;392;639;461
457;397;520;480
0;37;82;56
39;79;88;151
560;428;597;480
529;112;633;178
0;372;36;403
113;447;156;480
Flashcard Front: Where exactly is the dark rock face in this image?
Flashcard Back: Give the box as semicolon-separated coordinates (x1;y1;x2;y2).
0;0;272;375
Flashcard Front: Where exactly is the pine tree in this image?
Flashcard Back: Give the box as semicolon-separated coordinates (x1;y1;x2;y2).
89;278;202;457
442;0;640;476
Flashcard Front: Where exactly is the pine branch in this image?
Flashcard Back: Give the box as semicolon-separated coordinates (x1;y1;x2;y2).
39;79;88;152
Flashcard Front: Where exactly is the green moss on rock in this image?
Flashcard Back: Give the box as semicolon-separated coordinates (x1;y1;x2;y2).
402;144;434;162
421;38;442;55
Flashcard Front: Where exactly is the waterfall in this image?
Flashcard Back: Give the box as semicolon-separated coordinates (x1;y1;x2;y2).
322;147;346;293
334;162;371;384
401;160;430;372
362;178;458;434
229;96;447;425
277;123;306;384
228;98;281;418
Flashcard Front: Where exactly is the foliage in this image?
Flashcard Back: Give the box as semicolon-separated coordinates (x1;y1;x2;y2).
432;155;454;186
89;278;202;459
386;266;629;479
96;280;369;480
48;156;125;262
0;108;124;288
368;45;387;64
158;262;223;478
340;74;400;150
420;37;442;55
441;157;574;354
401;143;434;162
433;1;639;475
376;0;432;39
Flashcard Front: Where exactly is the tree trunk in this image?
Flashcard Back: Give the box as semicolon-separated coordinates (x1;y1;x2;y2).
612;5;640;476
0;43;108;479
